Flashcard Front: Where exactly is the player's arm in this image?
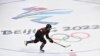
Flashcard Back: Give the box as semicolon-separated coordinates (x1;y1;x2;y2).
46;31;53;43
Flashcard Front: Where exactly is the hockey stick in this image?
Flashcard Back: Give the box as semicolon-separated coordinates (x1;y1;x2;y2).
54;42;71;48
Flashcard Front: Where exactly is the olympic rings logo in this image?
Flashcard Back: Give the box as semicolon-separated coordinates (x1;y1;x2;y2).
50;32;90;43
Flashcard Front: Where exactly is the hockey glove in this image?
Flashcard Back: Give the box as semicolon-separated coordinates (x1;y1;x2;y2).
49;39;53;43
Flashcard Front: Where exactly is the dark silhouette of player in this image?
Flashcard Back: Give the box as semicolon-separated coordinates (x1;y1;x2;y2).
25;24;53;52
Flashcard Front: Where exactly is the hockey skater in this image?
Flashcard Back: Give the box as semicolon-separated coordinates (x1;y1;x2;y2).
25;24;53;52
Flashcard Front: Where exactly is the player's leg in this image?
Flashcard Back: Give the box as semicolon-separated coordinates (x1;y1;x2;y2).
40;39;46;52
25;39;39;46
25;40;34;46
25;37;39;46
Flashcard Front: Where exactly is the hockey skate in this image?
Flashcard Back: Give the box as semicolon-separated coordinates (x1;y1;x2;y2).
40;49;45;53
25;41;28;46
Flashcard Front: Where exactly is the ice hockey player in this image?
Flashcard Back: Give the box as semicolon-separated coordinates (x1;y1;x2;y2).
25;24;53;52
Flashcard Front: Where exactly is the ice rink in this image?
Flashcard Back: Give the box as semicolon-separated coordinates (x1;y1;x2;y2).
0;0;100;56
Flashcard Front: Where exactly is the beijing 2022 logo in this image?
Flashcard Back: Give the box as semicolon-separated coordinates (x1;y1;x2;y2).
12;6;72;25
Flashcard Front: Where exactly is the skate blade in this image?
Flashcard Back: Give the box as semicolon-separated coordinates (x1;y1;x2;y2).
40;50;45;53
